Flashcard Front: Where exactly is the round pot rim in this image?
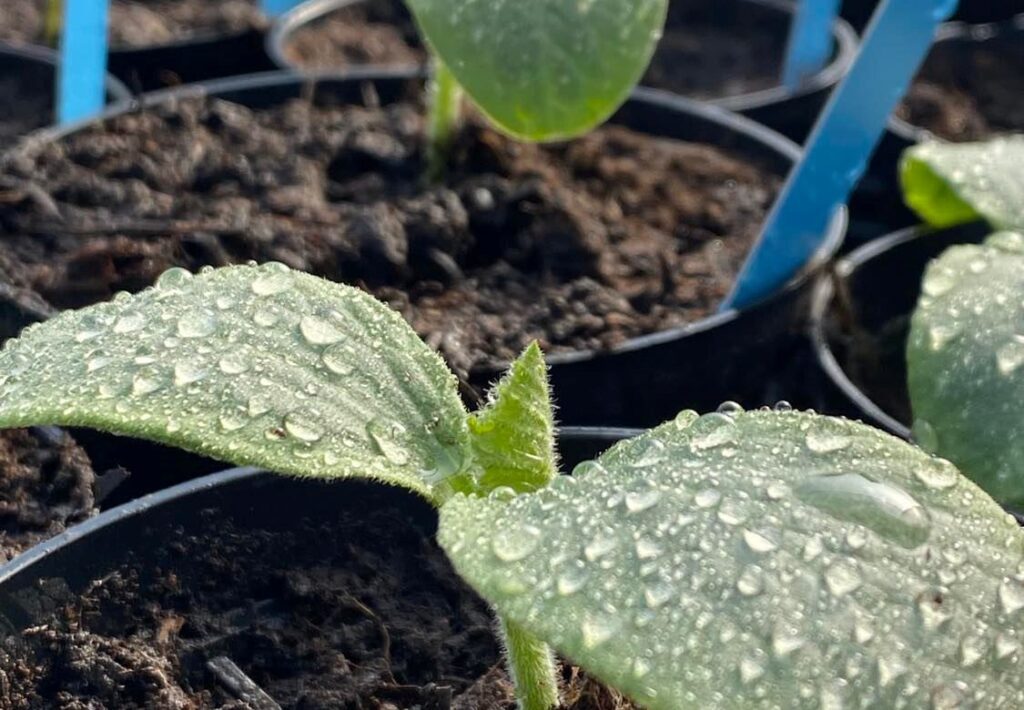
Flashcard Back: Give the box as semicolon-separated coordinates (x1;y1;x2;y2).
13;66;845;371
0;40;132;103
887;18;1021;145
266;0;859;113
0;425;639;582
808;224;926;441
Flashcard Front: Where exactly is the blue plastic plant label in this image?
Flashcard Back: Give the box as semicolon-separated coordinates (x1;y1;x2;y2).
58;0;110;124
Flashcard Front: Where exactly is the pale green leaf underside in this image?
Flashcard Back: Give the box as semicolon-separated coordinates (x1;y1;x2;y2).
0;264;471;501
467;342;556;494
901;138;1024;231
908;232;1024;508
440;410;1024;709
406;0;667;141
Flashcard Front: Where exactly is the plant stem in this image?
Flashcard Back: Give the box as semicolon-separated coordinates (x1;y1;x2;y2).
499;616;560;710
426;58;464;181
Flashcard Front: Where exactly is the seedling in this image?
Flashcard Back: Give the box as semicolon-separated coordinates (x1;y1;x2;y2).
0;264;1022;707
899;137;1024;507
402;0;667;176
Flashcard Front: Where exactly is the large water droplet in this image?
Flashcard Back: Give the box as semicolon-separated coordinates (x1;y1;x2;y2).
284;411;324;443
695;488;722;509
743;528;778;554
738;656;765;684
367;420;410;466
580;615;619;649
824;560;862;597
177;311;218;338
584;535;618;562
321;343;355;375
219;411;248;432
795;473;931;548
113;312;145;334
625;487;661;514
922;268;956;297
556;564;589;596
300;315;345;346
156;267;193;289
492;525;541;562
132;372;164;396
250;268;293;296
804;428;852;454
173;362;208;387
736;565;765;596
998;578;1024;615
996;337;1024;375
643;581;674;609
218;352;251;375
690;415;736;451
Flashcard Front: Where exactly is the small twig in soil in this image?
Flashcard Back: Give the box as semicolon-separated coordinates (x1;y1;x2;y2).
206;656;282;710
342;592;395;681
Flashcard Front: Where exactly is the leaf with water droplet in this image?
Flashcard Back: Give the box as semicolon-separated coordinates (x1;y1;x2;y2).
465;342;556;495
908;233;1024;506
405;0;667;141
0;263;472;502
438;410;1024;709
902;138;1024;231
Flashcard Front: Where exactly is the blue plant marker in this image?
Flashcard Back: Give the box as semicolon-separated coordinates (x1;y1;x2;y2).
723;0;959;310
58;0;110;125
782;0;842;88
262;0;304;16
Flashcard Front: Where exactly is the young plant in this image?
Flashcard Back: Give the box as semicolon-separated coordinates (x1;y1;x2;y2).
402;0;668;175
0;263;1022;707
900;138;1024;506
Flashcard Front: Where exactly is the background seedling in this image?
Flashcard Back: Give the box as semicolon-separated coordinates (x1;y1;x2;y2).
0;264;1021;707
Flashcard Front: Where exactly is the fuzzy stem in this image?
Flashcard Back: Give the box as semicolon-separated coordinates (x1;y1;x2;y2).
44;0;63;47
426;58;464;181
499;616;560;710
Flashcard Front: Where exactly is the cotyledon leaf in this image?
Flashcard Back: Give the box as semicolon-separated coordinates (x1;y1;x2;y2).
405;0;668;141
901;137;1024;231
467;341;556;495
0;263;473;502
908;231;1024;508
439;409;1024;709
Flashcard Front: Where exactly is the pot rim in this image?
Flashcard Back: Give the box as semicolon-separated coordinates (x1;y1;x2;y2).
0;425;639;582
887;18;1023;145
808;224;925;441
0;40;132;103
265;0;859;113
10;66;845;370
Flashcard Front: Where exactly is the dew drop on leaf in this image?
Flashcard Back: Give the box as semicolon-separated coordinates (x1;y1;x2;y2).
176;310;218;338
367;419;410;466
156;267;193;289
218;352;250;375
998;578;1024;615
694;488;721;509
625;487;661;513
283;411;324;443
321;343;355;376
824;560;863;597
300;315;345;346
491;524;541;562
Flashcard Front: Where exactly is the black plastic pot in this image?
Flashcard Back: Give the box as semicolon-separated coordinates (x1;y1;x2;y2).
267;0;858;143
809;221;991;439
0;42;131;149
0;427;634;627
11;68;845;433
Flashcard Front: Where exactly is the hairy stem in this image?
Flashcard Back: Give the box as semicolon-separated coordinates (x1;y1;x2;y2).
499;616;560;710
426;58;464;181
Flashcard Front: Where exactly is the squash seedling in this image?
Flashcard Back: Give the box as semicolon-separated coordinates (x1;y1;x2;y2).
898;137;1024;507
0;263;1022;707
401;0;668;177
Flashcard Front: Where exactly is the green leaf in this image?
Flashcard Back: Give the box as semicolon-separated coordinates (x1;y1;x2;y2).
907;232;1024;507
406;0;668;141
901;137;1024;231
439;409;1024;709
467;342;556;495
0;264;472;501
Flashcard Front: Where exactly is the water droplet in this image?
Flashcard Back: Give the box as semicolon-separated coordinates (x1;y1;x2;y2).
580;615;618;649
247;395;271;417
571;460;607;478
253;306;283;327
928;323;962;351
771;627;805;657
367;420;410;466
804;428;852;454
556;565;589;596
853;618;874;644
113;312;145;334
250;266;293;296
998;578;1024;615
625;487;661;513
996;337;1024;375
795;473;931;548
643;581;674;609
690;416;736;451
824;560;862;597
584;535;618;562
988;231;1024;253
695;488;722;508
765;482;788;500
156;267;192;289
321;343;355;375
876;655;906;687
916;590;952;631
300;315;344;346
86;355;114;373
773;400;793;412
743;528;778;554
994;632;1019;660
218;352;250;375
177;311;217;338
914;458;959;490
673;409;699;430
632;658;652;680
173;362;208;387
930;681;968;709
635;538;662;560
219;411;248;432
922;268;956;297
492;525;541;562
132;372;164;396
74;314;108;343
488;486;517;502
736;565;765;596
716;401;744;416
738;656;765;684
284;411;323;443
717;500;746;526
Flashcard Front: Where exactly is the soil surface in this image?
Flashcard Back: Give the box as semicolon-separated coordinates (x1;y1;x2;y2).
0;481;637;708
0;84;777;377
897;33;1024;141
281;0;788;101
0;427;96;563
0;64;52;156
0;0;266;48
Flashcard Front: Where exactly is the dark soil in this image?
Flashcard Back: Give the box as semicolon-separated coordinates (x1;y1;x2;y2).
0;427;96;563
0;83;777;377
0;64;52;155
0;481;636;709
281;0;788;101
897;33;1024;141
0;0;266;48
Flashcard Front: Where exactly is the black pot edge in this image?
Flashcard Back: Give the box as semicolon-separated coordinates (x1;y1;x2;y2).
808;223;925;441
265;0;859;115
0;40;132;103
0;426;640;582
12;66;845;372
886;17;1024;145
